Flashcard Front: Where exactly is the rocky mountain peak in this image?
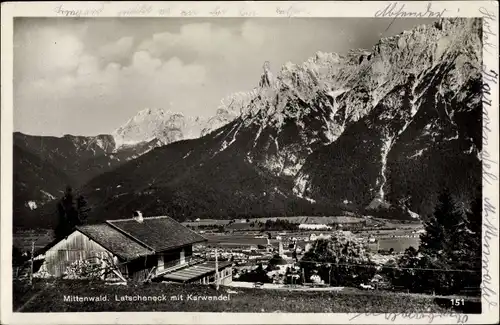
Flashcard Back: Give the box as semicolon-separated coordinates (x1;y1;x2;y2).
112;108;209;149
18;18;482;227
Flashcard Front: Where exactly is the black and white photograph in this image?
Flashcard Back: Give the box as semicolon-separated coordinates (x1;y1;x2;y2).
1;1;499;324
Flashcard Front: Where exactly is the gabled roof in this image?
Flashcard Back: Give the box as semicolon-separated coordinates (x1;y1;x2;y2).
106;216;207;252
76;224;153;260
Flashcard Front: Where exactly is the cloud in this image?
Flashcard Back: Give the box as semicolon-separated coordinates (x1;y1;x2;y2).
15;20;277;136
241;20;266;47
98;36;134;62
137;21;264;65
159;57;207;85
15;36;208;135
15;18;438;136
76;54;100;77
15;29;83;84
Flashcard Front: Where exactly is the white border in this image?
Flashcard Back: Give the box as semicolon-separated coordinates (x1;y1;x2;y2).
1;1;499;324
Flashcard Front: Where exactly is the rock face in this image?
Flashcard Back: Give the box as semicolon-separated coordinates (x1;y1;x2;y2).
293;19;482;216
23;18;482;227
13;142;72;217
112;108;209;149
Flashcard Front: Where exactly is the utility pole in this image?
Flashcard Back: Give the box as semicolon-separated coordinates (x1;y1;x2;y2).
30;241;34;286
215;247;219;290
328;264;332;286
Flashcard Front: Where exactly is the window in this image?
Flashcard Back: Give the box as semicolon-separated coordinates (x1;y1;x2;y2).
158;255;164;271
180;249;186;264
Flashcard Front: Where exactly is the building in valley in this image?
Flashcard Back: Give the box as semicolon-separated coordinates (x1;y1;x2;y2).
298;223;332;230
35;213;233;284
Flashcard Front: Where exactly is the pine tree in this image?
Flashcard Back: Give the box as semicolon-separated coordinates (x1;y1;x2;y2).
419;215;445;255
76;195;90;224
462;195;482;259
392;188;482;295
451;195;482;294
55;186;90;239
420;189;462;256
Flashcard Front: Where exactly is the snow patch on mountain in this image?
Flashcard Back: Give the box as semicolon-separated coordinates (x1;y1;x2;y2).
112;108;209;150
291;18;482;206
112;100;250;158
40;190;55;200
377;134;394;201
408;149;426;159
27;201;38;210
293;172;312;200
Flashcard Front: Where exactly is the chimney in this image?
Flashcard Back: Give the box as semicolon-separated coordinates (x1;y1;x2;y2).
133;211;144;223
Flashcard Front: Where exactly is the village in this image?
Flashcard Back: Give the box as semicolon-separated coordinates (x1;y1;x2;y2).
13;211;423;291
11;208;482;315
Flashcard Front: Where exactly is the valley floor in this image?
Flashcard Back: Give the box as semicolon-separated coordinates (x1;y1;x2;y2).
13;279;480;313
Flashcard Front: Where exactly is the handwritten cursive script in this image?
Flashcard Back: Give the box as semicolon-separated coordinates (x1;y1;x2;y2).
482;198;498;310
54;4;103;17
350;310;469;324
375;2;447;31
480;2;499;311
479;7;497;54
210;6;226;17
117;4;153;16
482;63;499;308
375;2;447;18
239;8;256;17
276;6;308;18
482;66;499;187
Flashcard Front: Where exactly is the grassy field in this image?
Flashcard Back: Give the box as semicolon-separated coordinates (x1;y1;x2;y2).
13;279;480;313
183;216;367;227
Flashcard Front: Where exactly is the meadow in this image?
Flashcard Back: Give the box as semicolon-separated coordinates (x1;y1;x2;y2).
13;279;480;313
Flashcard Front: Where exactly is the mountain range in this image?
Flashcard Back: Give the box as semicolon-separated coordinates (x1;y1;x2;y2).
13;107;239;223
15;18;482;229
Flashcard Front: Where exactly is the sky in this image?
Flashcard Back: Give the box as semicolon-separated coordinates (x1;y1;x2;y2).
14;17;437;136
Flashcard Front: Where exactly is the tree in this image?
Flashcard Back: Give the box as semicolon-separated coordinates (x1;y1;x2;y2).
300;231;376;287
382;246;435;293
449;195;482;294
419;190;462;256
76;195;90;224
238;264;271;283
386;189;482;295
55;186;90;239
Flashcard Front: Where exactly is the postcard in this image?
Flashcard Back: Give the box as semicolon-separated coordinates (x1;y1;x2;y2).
1;1;498;324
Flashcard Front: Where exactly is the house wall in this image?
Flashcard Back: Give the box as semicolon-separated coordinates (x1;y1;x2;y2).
156;245;193;273
128;245;195;281
219;266;233;285
127;255;158;282
41;232;199;282
298;224;332;230
41;231;121;277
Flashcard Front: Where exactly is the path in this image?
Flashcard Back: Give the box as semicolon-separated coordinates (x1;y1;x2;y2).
224;282;481;301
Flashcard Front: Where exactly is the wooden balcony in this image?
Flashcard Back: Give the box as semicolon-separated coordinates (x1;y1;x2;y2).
156;256;206;277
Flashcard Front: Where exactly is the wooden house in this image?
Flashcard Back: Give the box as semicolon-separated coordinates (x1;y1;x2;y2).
36;213;233;284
